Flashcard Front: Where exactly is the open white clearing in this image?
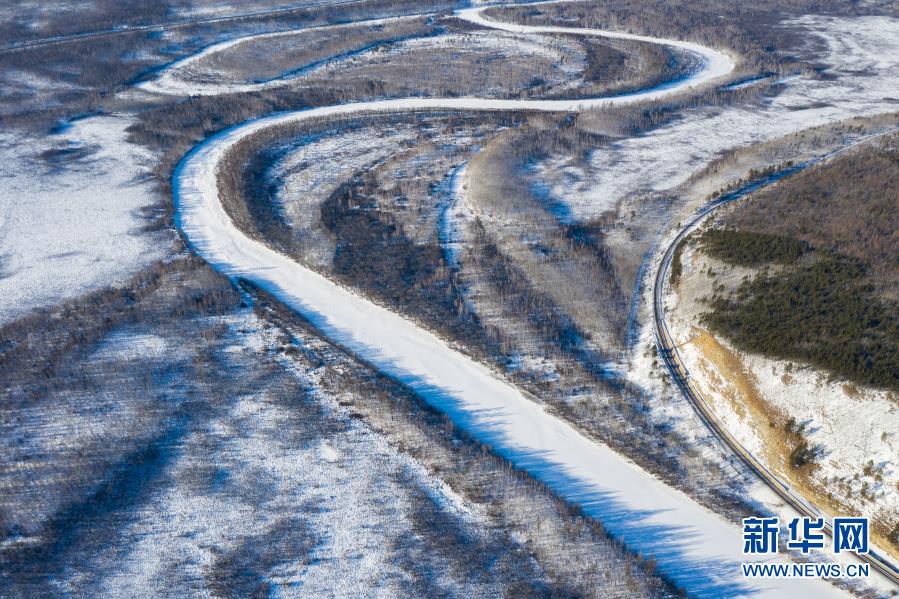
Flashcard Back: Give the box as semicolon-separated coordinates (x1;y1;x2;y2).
0;115;165;324
549;15;899;221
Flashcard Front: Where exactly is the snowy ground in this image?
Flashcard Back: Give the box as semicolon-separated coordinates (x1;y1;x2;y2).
3;274;568;596
299;29;585;91
136;15;429;96
536;14;899;551
0;69;87;116
0;114;167;324
167;5;876;592
261;114;492;272
171;0;348;19
176;108;851;597
545;15;899;222
90;311;505;598
139;5;733;97
270;124;419;266
6;0;895;594
437;162;472;270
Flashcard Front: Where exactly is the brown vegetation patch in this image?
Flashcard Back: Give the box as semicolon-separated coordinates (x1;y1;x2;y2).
721;133;899;298
690;329;784;468
688;328;898;557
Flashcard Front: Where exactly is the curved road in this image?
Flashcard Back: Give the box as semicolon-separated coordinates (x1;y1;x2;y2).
652;128;899;587
164;3;892;596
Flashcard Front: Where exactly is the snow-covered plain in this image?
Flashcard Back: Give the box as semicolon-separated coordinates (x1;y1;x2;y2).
540;15;899;222
168;4;865;595
136;15;425;96
92;312;502;598
6;299;540;596
176;117;843;599
0;115;166;324
299;29;585;88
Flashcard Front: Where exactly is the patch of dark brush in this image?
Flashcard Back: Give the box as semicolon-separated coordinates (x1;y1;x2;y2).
37;144;97;166
398;466;562;597
0;407;196;594
320;172;504;361
209;514;321;599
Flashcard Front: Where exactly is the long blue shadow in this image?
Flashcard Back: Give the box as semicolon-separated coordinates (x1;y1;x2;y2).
221;269;756;598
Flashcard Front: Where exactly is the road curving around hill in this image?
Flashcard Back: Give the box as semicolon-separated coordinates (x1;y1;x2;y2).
652;127;899;589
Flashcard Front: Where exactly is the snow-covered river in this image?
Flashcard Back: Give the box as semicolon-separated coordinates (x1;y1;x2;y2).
164;4;898;596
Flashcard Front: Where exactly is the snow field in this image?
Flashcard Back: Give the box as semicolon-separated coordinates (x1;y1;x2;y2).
85;311;500;597
170;6;851;591
140;4;733;97
165;2;899;595
544;16;899;222
0;114;167;324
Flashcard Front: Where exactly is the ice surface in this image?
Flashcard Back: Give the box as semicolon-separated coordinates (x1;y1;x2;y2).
150;3;899;594
168;5;854;589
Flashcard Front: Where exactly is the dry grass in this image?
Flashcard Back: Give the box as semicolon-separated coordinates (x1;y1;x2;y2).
689;328;787;470
687;328;899;560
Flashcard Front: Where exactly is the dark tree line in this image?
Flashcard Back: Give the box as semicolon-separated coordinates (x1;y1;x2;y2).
700;228;809;266
702;251;899;392
722;137;899;295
